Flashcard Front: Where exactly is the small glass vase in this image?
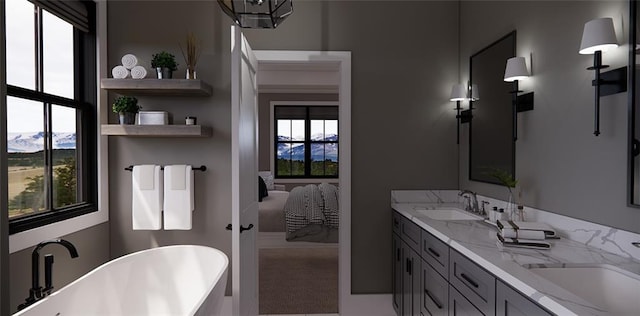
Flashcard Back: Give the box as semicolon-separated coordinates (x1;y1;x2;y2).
186;68;197;79
507;191;521;221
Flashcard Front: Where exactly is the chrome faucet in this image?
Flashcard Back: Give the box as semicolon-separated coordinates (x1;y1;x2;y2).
459;190;480;215
18;239;79;310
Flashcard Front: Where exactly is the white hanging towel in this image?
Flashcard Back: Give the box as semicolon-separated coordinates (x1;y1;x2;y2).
132;165;162;230
163;165;194;230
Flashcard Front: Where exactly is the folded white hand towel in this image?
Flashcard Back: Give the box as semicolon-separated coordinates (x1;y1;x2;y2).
121;54;138;69
163;165;194;230
132;165;163;230
497;220;557;239
130;65;147;79
112;65;130;79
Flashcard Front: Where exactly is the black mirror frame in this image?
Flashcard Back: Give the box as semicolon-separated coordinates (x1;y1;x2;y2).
629;0;640;207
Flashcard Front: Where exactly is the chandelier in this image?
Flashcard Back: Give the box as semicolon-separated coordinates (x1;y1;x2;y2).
218;0;293;29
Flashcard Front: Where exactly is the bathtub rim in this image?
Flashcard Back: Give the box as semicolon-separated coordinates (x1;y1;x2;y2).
14;244;229;316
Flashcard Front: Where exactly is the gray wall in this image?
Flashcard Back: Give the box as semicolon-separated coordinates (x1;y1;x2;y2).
106;1;234;293
245;1;460;293
258;93;338;171
458;1;640;233
9;223;109;314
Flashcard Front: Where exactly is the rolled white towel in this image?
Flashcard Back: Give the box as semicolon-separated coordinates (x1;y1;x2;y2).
130;65;148;79
121;54;138;69
111;65;130;79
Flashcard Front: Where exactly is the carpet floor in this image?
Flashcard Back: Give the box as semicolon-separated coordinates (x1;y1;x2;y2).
259;247;339;315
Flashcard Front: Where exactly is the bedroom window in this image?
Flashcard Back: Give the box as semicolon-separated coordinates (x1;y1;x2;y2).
274;106;338;178
5;0;97;234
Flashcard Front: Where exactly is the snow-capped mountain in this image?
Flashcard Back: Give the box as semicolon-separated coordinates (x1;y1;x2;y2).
7;132;76;153
277;134;338;161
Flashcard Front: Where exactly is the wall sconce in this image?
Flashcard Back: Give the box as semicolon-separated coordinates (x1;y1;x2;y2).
579;17;627;136
504;56;534;141
450;83;472;144
218;0;293;28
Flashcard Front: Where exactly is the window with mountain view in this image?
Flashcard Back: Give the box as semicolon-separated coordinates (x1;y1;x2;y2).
275;106;338;178
5;0;97;234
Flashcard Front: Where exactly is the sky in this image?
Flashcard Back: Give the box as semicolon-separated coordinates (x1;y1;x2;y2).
6;0;76;133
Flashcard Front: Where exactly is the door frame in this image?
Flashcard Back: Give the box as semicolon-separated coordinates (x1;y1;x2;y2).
253;50;353;312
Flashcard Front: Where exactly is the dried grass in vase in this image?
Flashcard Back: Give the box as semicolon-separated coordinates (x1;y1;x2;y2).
179;32;202;79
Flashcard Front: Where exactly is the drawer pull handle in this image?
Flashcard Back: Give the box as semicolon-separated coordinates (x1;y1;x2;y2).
397;248;400;261
460;273;479;288
425;289;443;309
427;247;440;258
394;219;399;226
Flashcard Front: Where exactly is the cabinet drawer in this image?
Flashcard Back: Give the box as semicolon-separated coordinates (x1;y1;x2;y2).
449;250;495;315
421;229;449;277
392;211;402;235
496;280;553;316
421;260;448;316
393;211;421;253
449;285;484;316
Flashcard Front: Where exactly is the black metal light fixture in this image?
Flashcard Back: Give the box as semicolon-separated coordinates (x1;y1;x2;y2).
504;56;534;141
579;17;622;136
218;0;293;29
450;84;475;144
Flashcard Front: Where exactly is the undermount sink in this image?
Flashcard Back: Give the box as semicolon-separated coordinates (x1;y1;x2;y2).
413;207;484;221
525;264;640;315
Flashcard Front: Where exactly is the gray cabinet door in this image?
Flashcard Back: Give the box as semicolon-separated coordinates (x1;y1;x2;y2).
449;285;484;316
393;232;403;315
449;250;495;315
496;281;553;316
403;242;421;316
421;260;449;316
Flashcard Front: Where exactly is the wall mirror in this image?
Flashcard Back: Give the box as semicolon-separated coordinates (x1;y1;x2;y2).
469;31;517;184
630;0;640;206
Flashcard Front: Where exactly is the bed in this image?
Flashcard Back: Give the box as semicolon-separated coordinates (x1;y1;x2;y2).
283;183;339;243
258;186;289;232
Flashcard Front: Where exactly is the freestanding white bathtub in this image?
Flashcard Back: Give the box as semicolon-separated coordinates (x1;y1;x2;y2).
14;245;229;316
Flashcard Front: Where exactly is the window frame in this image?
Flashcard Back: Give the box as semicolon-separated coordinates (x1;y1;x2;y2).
5;0;97;234
271;101;339;179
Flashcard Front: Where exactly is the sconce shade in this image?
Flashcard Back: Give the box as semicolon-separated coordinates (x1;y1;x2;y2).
218;0;293;28
504;57;529;82
579;17;618;54
450;84;467;101
470;84;480;101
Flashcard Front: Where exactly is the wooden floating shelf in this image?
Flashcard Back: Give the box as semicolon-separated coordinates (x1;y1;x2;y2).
101;78;213;96
101;124;212;137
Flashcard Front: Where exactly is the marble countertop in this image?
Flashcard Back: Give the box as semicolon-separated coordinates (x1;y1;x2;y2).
391;202;640;316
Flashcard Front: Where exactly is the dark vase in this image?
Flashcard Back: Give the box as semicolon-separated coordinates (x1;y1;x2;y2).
155;67;173;79
118;112;136;125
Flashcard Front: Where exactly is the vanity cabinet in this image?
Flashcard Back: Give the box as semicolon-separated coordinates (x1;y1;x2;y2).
496;280;553;316
392;211;421;315
392;210;554;316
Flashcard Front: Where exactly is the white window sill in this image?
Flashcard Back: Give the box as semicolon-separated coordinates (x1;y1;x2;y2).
9;208;108;253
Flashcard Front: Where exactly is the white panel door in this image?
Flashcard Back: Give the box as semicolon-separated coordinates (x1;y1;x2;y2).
231;25;259;316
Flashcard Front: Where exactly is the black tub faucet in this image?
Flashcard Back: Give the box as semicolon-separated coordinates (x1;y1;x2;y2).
18;239;79;311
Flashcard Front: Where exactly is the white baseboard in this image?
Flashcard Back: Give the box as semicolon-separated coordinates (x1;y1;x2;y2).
341;294;395;316
258;232;338;249
222;294;394;315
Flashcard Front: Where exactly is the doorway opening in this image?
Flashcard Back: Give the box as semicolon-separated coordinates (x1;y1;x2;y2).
254;51;351;315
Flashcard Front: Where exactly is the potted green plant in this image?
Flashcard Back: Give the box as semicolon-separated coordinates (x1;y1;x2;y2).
112;96;140;125
151;51;178;79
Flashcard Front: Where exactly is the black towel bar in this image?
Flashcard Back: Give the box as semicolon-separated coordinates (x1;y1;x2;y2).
124;165;207;172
